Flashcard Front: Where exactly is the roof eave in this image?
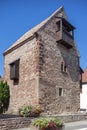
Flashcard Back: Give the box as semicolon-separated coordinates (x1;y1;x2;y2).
3;34;35;56
3;6;66;56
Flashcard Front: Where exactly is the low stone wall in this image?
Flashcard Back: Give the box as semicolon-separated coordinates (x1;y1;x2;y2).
0;113;87;130
44;113;87;122
0;117;31;130
57;113;87;122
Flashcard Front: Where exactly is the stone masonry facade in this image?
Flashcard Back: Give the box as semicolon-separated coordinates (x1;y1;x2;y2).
4;7;80;114
4;37;39;113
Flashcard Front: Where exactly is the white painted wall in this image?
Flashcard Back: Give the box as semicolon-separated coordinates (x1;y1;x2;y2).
80;83;87;110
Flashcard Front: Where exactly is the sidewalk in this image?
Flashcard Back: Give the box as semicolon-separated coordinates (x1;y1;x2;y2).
13;128;30;130
13;120;87;130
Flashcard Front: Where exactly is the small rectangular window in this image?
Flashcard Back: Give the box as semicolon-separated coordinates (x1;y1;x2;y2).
59;88;63;96
10;59;20;80
61;62;67;73
64;65;67;72
61;62;63;72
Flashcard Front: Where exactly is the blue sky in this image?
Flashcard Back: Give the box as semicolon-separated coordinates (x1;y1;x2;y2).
0;0;87;76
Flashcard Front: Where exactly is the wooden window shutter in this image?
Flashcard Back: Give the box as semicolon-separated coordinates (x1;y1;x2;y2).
15;60;19;79
10;59;20;80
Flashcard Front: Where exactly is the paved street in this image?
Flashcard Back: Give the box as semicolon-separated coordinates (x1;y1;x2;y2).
65;120;87;130
14;120;87;130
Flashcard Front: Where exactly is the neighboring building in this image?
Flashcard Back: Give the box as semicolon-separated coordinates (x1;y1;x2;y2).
3;6;80;114
79;67;84;92
80;68;87;111
0;76;3;81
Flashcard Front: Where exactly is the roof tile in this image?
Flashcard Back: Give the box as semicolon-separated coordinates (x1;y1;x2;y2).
82;68;87;83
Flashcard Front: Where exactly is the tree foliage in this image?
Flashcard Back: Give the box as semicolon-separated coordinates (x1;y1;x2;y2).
0;81;10;113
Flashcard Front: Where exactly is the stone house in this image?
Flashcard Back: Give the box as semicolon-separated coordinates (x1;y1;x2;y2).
3;6;80;115
80;68;87;111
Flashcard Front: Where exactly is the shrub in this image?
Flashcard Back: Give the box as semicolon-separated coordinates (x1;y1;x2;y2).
19;105;42;117
0;81;10;113
33;117;64;130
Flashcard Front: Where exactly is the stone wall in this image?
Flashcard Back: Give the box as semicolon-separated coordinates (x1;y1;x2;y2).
0;117;31;130
37;13;80;114
4;37;39;113
0;114;87;130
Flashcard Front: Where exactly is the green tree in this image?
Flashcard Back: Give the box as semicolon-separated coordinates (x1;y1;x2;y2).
0;81;10;113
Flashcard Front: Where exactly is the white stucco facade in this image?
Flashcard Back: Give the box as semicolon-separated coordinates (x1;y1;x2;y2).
80;83;87;110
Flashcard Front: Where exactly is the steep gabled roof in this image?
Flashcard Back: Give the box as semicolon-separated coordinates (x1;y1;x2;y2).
82;68;87;83
4;6;67;55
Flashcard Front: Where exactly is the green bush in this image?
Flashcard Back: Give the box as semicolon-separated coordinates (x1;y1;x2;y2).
33;117;64;130
19;105;42;117
0;81;10;113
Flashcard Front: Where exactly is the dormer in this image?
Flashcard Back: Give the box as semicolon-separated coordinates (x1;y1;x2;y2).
56;17;75;49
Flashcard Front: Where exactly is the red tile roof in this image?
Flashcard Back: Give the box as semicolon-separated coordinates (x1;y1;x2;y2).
82;68;87;82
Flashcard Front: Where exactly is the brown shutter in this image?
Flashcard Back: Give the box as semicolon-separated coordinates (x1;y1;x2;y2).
10;59;20;80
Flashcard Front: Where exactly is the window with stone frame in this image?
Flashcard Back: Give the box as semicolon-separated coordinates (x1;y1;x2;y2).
59;88;63;96
10;59;20;81
61;61;67;73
